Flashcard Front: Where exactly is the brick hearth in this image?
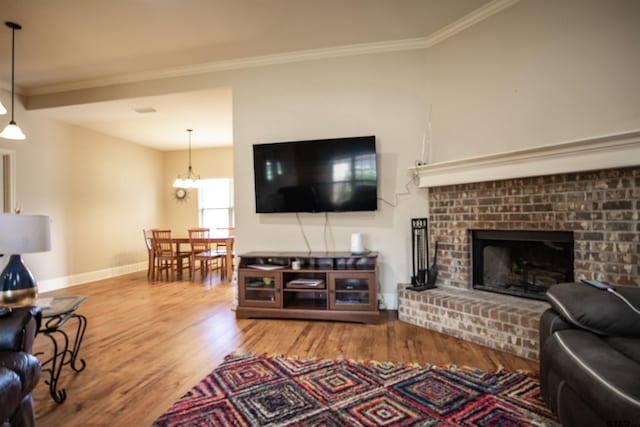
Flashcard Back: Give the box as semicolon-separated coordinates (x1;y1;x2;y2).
398;166;639;361
398;285;547;360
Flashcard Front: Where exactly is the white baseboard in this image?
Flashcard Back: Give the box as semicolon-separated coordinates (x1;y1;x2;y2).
38;262;147;293
379;291;398;310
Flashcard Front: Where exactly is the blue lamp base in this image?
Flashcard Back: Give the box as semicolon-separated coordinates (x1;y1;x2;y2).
0;254;38;307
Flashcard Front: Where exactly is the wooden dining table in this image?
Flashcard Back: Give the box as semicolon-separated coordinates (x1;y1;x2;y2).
172;236;235;279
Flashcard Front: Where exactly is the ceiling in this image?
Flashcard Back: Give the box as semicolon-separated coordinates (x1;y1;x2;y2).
0;0;494;150
30;88;234;151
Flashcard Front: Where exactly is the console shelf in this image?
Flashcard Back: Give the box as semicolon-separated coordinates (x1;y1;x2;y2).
236;251;379;323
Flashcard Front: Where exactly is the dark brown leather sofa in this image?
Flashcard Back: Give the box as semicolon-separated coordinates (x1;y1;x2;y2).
0;307;41;427
540;282;640;426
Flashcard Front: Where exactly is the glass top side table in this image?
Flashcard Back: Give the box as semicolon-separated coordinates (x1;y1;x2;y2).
40;295;87;318
36;295;88;403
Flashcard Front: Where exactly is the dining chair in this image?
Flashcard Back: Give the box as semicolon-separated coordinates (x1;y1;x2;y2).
188;228;225;280
151;229;190;281
214;228;235;279
143;229;155;279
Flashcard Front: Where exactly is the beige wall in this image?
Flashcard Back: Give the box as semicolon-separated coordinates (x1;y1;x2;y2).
1;88;233;291
427;0;640;162
163;146;234;232
0;90;165;291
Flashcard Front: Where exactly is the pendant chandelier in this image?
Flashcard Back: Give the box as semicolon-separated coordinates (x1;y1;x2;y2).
173;129;201;189
0;22;25;140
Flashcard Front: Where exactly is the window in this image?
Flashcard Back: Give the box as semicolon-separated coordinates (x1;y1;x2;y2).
198;178;234;232
331;153;376;205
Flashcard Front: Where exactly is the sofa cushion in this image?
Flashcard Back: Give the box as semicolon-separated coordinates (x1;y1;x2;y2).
546;282;640;337
605;336;640;364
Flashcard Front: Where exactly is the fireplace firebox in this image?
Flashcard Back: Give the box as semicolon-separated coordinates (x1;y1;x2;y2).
471;230;574;301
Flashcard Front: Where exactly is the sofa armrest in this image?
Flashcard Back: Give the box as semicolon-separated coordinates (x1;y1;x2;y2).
542;330;640;423
0;367;22;422
0;352;41;394
0;306;42;353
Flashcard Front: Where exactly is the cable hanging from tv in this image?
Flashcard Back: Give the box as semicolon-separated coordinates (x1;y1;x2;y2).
296;212;312;253
377;160;422;208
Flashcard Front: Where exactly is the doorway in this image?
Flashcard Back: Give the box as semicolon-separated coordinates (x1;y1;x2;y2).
0;150;14;213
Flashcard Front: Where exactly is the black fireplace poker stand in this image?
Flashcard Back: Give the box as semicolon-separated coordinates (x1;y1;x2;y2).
407;217;438;292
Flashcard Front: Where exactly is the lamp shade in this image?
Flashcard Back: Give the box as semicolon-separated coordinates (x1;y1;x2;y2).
0;101;7;115
0;122;26;140
0;214;51;254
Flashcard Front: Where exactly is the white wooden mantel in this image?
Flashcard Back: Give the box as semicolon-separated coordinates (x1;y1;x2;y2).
413;130;640;188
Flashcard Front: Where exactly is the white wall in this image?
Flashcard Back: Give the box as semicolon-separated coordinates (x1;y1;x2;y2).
13;49;433;305
10;0;638;303
232;51;431;308
427;0;640;162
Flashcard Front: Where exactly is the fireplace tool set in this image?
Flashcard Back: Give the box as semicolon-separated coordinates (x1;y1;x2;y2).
408;217;438;291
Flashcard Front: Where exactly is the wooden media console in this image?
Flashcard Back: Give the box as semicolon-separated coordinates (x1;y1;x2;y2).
236;252;379;323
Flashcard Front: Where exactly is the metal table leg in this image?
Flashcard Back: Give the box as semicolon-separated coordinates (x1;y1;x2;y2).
36;312;88;403
68;313;87;373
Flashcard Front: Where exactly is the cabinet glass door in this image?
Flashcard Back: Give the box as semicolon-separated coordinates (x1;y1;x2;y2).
239;272;281;308
329;272;375;310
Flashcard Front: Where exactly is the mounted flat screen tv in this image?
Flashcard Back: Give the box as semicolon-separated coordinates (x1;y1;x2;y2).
253;136;377;213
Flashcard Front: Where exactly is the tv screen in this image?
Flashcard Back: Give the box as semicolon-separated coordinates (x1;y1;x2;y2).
253;136;377;213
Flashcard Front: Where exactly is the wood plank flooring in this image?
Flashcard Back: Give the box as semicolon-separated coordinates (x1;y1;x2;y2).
32;271;538;426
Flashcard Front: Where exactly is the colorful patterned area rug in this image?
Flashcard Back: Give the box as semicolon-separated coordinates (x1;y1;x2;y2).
152;353;559;426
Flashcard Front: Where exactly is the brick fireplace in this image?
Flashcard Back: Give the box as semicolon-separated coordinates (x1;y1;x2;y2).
398;166;639;361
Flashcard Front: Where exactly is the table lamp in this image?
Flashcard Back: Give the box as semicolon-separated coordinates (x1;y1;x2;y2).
0;214;51;307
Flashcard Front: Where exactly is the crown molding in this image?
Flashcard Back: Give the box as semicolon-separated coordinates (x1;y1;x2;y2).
413;130;640;188
24;0;520;96
24;38;430;96
422;0;520;49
